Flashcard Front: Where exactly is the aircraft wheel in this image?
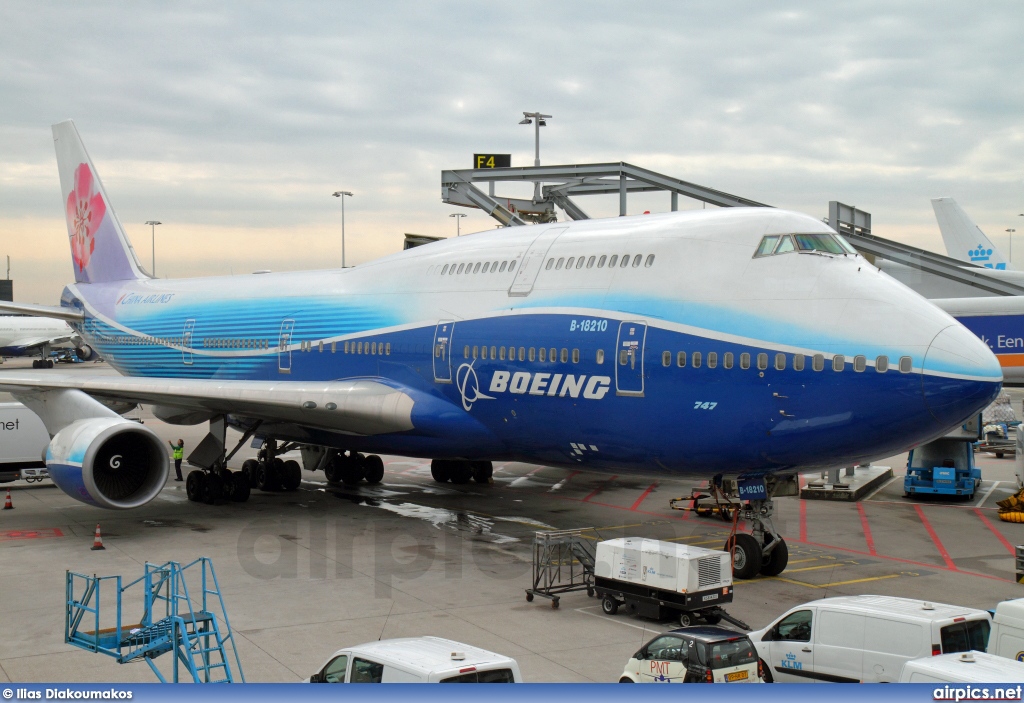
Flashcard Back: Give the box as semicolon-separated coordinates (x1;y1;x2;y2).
203;472;223;504
242;459;260;488
760;537;789;576
46;359;54;368
339;453;365;486
471;461;493;484
186;470;206;502
230;471;250;502
725;533;763;580
449;462;473;485
324;454;344;484
363;455;385;484
430;459;451;483
281;460;302;491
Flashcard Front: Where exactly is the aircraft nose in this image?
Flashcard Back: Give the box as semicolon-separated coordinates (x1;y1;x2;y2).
921;323;1002;428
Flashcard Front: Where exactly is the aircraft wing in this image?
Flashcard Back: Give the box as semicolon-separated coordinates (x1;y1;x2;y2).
4;336;70;351
0;373;415;436
0;301;85;322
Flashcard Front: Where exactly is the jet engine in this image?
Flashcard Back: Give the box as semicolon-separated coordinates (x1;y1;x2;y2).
46;417;168;509
74;345;95;361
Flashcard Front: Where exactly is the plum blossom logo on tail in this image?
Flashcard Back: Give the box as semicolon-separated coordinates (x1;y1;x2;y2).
65;163;105;273
456;361;494;411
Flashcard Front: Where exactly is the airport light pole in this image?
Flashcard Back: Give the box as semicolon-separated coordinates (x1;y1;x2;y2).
1007;228;1016;265
449;212;466;237
519;111;551;201
332;191;353;267
145;221;161;276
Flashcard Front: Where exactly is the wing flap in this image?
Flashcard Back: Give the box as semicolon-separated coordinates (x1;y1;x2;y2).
0;373;415;436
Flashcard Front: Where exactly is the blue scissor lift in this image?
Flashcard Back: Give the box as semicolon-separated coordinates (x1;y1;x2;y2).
65;557;245;683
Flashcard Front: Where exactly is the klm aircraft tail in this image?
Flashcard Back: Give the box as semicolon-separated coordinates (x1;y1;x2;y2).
931;197;1009;270
52;120;148;283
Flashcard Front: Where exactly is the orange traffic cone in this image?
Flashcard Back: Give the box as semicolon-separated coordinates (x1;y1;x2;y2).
90;524;105;550
2;489;12;510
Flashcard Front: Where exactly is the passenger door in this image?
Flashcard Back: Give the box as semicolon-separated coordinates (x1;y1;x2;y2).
181;318;194;365
508;226;567;297
432;320;455;383
638;635;688;683
278;319;294;374
318;654;348;683
766;609;816;682
615;321;647;396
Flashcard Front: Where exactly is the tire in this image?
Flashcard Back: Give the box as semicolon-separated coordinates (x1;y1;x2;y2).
186;470;205;502
471;461;493;484
46;360;54;368
363;455;385;484
241;459;260;488
203;472;223;504
601;596;619;615
339;454;365;486
760;658;774;683
526;592;534;602
619;677;634;683
230;471;250;502
281;460;302;491
760;537;789;576
430;460;451;483
679;612;692;628
703;611;722;625
256;461;277;491
449;462;473;485
324;455;343;484
725;533;763;580
551;598;559;609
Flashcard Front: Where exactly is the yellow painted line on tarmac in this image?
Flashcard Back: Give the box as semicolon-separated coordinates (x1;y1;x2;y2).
784;563;853;574
767;573;901;589
583;523;645;533
786;558;821;565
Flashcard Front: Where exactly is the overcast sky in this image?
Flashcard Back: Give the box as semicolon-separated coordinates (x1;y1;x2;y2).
1;1;1022;302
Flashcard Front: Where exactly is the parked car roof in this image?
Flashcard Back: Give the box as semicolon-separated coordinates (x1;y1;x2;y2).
667;626;750;642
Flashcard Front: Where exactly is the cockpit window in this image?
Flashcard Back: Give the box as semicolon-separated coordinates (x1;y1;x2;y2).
834;234;858;255
794;233;846;254
754;236;780;258
775;235;796;254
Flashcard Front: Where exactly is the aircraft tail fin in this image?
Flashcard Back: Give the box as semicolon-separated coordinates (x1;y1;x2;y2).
52;120;149;283
931;197;1009;270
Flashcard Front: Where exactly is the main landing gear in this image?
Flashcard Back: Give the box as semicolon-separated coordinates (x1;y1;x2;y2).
323;450;385;487
430;459;493;485
671;474;795;579
32;359;54;369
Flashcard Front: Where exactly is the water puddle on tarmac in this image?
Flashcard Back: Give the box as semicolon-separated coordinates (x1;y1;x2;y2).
353;500;556;545
141;519;211;533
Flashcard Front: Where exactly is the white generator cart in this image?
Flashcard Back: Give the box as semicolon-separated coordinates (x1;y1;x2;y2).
594;538;745;628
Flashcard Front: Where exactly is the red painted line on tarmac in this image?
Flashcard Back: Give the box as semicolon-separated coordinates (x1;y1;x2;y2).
914;504;957;571
630;482;658;511
973;508;1016;555
582;475;617;503
0;528;64;541
547;492;1012;583
856;502;877;556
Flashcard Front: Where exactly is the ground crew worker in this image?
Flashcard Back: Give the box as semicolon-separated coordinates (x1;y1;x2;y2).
170;439;184;481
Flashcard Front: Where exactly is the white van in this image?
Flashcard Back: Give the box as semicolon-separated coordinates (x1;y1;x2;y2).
0;403;49;483
307;636;522;683
990;598;1024;662
750;596;991;683
900;651;1024;683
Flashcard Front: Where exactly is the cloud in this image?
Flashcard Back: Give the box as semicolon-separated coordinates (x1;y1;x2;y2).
0;1;1022;301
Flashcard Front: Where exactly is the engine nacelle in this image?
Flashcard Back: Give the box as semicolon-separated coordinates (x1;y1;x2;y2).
47;417;168;509
74;345;95;361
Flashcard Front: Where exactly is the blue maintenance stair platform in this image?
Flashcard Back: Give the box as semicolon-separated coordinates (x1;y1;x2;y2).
65;557;245;683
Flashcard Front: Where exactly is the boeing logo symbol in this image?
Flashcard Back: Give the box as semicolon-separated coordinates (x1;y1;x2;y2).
456;361;494;411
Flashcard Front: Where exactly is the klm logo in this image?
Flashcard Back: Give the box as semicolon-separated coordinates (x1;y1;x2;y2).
969;245;1006;270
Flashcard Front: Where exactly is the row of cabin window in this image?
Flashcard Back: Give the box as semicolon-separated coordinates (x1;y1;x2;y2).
204;338;269;349
340;340;391;356
440;260;518;276
660;350;913;374
110;335;186;346
464;344;583;364
545;253;654;271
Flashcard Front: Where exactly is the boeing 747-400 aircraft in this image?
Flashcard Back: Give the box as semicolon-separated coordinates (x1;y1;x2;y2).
0;314;94;367
0;121;1002;577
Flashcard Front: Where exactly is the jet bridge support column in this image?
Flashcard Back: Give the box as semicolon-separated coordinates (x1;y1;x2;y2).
671;192;678;212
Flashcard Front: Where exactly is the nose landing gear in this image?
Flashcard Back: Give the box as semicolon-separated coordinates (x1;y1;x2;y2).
671;474;795;578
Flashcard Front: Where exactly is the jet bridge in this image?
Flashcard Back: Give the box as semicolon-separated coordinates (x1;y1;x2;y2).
442;162;1024;296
